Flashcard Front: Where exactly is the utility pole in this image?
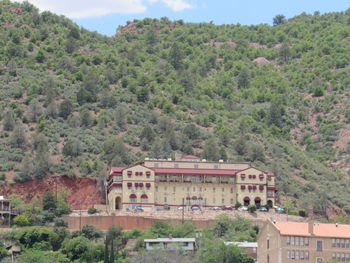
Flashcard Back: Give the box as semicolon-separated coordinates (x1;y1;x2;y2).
182;198;185;224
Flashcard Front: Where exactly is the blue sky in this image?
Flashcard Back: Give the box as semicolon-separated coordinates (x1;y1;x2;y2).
19;0;350;36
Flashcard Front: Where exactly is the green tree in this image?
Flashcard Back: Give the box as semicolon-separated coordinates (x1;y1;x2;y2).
237;68;250;89
35;50;45;63
43;191;56;211
13;213;32;226
140;125;155;142
2;111;15;131
17;249;69;263
273;14;286;26
202;138;220;161
59;100;73;119
280;42;291;63
62;139;82;157
10;125;26;148
81;224;103;240
169;43;183;70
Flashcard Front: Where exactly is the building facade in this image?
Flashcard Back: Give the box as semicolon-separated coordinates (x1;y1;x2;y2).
107;156;277;211
258;220;350;263
144;238;196;251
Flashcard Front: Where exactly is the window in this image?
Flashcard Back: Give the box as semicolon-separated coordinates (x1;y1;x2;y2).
295;251;299;260
164;197;167;203
193;187;196;192
187;187;190;192
194;164;198;168
337;239;341;248
300;237;304;246
173;186;176;192
316;258;323;263
213;188;216;193
287;250;290;259
316;241;323;252
304;237;309;246
287;236;291;245
230;198;234;205
222;188;224;192
300;251;304;259
214;165;219;169
332;238;337;247
174;164;179;168
267;239;269;249
295;236;299;246
164;186;167;191
222;198;224;204
332;253;336;260
267;255;270;263
230;188;233;193
341;239;345;248
291;250;295;259
154;163;159;167
213;198;216;204
346;239;350;248
199;187;202;192
291;236;295;246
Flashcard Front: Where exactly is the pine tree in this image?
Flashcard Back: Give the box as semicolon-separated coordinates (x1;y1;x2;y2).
10;125;26;149
59;100;73;119
2;111;15;131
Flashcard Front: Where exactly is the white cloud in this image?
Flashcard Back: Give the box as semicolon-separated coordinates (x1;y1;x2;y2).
17;0;193;18
162;0;193;11
149;0;193;11
17;0;147;18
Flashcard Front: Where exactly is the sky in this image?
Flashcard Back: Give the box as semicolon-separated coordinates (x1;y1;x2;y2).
17;0;350;36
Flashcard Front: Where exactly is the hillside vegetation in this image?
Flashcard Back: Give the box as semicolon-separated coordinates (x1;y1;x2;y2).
1;0;350;217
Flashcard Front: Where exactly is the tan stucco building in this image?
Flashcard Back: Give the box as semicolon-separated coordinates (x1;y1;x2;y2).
258;219;350;263
107;156;277;211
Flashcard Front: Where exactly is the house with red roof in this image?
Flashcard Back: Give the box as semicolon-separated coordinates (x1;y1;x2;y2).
258;219;350;263
107;156;277;211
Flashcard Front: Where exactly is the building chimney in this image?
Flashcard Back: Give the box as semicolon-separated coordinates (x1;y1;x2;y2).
336;223;339;227
308;221;314;235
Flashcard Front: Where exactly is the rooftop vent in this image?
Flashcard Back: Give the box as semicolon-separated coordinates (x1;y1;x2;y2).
219;159;224;163
202;159;206;162
167;158;172;161
145;157;150;160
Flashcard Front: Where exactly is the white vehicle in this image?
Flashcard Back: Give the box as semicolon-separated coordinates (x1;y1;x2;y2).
238;206;248;211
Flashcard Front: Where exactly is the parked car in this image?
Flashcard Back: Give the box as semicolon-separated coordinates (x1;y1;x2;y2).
237;206;248;211
210;206;222;211
276;206;286;213
222;206;233;211
191;205;201;211
259;206;268;212
134;205;144;212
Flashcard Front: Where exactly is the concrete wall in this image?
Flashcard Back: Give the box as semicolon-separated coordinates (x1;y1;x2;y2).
64;215;212;230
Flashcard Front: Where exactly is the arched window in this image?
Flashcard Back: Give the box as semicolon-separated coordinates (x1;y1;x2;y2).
243;196;250;206
129;194;137;203
141;194;148;203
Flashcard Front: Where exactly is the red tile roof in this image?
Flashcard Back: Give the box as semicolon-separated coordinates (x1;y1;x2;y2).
182;155;200;159
273;221;350;238
153;167;238;176
110;167;125;173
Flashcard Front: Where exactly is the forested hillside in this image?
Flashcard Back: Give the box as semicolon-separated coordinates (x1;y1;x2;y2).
1;0;350;217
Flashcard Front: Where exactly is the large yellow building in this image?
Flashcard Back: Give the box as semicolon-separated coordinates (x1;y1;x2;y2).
107;156;277;211
258;220;350;263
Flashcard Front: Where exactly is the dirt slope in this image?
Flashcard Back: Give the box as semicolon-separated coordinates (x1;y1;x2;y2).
0;176;103;209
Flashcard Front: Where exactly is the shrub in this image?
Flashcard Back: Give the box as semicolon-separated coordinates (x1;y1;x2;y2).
54;218;68;227
248;205;257;213
87;207;97;214
298;209;307;217
13;213;32;226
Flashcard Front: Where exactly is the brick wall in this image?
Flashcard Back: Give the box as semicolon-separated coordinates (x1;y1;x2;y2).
64;215;212;230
